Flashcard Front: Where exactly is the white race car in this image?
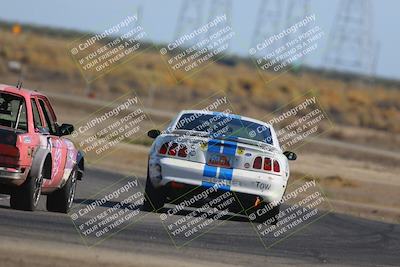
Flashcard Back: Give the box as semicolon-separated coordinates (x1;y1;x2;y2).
142;110;297;223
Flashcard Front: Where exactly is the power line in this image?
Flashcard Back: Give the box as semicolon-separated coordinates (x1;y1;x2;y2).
174;0;204;47
284;0;311;67
250;0;284;54
323;0;376;75
207;0;232;35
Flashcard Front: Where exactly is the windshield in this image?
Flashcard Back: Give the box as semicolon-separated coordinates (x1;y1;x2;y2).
0;92;28;132
174;113;273;145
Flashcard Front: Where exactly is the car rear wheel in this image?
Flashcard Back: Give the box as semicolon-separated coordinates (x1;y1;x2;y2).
10;171;43;211
46;168;77;213
142;168;166;212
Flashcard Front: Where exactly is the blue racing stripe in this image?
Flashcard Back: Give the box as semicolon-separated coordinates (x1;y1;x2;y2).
218;167;233;180
222;142;237;155
207;139;221;153
208;139;238;155
201;181;215;188
203;165;218;177
201;181;230;191
219;184;230;191
222;140;238;146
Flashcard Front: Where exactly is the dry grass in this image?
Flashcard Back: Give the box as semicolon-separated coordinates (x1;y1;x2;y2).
0;29;399;135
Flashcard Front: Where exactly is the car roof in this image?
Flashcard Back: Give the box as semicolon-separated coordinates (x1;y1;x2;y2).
0;83;47;98
179;109;272;128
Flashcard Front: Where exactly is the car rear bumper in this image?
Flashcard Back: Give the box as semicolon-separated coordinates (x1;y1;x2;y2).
0;167;29;186
152;157;287;204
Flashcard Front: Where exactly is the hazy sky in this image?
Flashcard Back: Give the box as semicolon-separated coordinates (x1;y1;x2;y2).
0;0;398;79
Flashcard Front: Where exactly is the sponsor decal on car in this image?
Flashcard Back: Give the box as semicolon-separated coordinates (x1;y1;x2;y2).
23;136;31;144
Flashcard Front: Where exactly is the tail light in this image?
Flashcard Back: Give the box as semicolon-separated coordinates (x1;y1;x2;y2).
168;143;178;156
253;156;262;169
0;145;20;167
159;142;188;158
273;160;280;172
251;156;280;173
263;157;272;171
178;145;188;157
1;146;20;158
158;143;169;154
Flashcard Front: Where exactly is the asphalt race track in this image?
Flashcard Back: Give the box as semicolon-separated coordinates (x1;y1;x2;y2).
0;168;399;267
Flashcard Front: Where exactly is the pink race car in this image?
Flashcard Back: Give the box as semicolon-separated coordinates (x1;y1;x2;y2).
0;83;84;212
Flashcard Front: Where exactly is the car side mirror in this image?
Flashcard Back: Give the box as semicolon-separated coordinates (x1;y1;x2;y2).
59;123;74;136
284;151;297;161
147;129;161;139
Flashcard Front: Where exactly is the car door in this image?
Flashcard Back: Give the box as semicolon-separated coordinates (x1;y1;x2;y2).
35;96;68;188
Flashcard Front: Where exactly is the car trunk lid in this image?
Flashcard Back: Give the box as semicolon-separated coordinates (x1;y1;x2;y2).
158;132;278;170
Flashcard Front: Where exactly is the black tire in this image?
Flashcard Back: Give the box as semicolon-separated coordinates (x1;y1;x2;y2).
46;168;77;213
142;169;166;212
10;171;43;211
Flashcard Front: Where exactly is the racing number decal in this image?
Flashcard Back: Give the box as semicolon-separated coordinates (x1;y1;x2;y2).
51;139;63;179
43;138;67;187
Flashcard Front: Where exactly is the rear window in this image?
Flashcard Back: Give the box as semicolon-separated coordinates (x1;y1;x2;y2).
0;92;28;132
175;113;273;144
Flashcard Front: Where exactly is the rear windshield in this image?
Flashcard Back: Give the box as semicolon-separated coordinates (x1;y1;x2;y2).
175;113;273;144
0;92;28;132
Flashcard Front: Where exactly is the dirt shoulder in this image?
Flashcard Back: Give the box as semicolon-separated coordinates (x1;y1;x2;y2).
0;236;232;267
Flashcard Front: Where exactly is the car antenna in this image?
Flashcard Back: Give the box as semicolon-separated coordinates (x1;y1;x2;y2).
16;66;24;89
16;79;22;89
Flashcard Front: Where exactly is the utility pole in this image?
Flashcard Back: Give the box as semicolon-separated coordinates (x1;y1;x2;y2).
285;0;310;29
174;0;204;48
206;0;232;36
284;0;311;69
323;0;376;76
250;0;284;57
250;0;284;61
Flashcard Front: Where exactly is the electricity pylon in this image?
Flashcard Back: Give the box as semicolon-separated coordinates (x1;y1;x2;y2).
323;0;376;75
